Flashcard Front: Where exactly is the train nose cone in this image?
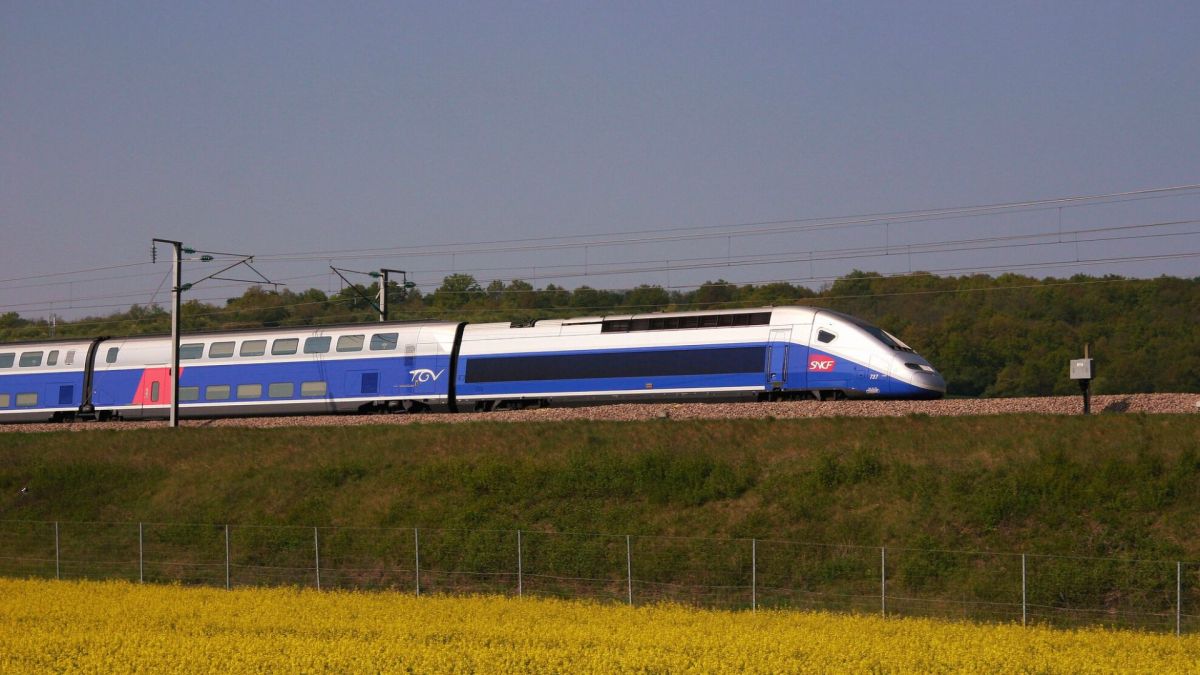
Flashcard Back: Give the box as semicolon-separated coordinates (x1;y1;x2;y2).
913;371;946;397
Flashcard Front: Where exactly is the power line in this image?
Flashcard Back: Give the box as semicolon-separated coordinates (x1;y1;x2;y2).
6;246;1200;315
4;218;1195;313
6;251;1198;329
244;183;1200;262
1;184;1196;294
6;274;1188;337
344;218;1200;281
3;185;1197;320
0;261;152;286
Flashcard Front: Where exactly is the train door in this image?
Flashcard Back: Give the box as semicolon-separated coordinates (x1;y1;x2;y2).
807;321;847;393
765;328;792;391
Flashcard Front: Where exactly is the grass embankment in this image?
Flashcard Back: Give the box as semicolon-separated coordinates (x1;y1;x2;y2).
3;579;1196;673
1;415;1198;625
2;415;1197;556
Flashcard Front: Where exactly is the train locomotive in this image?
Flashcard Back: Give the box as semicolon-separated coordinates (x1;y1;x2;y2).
0;306;945;422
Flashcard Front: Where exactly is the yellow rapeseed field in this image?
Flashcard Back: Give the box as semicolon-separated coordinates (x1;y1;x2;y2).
0;578;1195;673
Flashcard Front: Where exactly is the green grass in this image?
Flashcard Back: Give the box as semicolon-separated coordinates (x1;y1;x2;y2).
1;414;1197;559
2;414;1198;627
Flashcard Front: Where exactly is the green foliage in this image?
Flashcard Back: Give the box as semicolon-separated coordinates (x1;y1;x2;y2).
2;416;1198;616
5;272;1198;396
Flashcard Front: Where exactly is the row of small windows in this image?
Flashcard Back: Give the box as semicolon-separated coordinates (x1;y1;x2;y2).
601;312;772;333
0;384;74;408
0;393;39;407
0;350;78;369
178;380;328;402
180;333;400;361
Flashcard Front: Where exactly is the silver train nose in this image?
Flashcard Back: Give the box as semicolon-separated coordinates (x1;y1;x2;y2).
913;371;946;396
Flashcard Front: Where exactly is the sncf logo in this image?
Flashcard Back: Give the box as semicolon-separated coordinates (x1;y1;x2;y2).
808;357;837;372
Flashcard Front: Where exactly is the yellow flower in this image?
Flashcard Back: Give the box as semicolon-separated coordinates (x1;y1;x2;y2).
0;578;1195;673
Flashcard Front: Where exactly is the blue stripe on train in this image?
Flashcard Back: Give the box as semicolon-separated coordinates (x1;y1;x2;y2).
88;354;451;406
0;372;85;410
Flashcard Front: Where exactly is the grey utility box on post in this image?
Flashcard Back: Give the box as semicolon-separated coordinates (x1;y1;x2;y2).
1069;358;1093;381
1070;354;1094;415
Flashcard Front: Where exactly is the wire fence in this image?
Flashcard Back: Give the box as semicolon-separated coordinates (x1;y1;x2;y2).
0;519;1195;634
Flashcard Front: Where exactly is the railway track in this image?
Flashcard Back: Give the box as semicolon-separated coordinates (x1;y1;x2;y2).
2;393;1196;433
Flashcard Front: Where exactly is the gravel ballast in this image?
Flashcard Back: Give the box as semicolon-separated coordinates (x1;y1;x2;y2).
2;393;1196;433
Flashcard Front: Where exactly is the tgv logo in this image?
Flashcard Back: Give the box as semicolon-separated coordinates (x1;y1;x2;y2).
409;368;444;383
808;358;837;372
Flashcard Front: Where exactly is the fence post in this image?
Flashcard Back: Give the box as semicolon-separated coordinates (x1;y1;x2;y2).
517;530;523;597
139;522;144;584
54;521;60;580
880;546;886;617
1178;561;1182;637
414;528;421;597
751;538;757;612
224;524;230;590
626;535;633;606
314;527;321;591
1021;554;1027;627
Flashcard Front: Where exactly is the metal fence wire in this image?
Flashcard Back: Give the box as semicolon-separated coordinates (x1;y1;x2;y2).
0;519;1195;635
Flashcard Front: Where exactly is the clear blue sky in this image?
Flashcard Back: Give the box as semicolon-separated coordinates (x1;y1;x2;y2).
2;1;1198;319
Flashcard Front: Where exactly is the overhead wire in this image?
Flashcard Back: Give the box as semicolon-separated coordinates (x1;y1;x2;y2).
2;217;1196;312
242;183;1200;262
4;243;1199;316
1;183;1196;290
9;252;1198;335
2;184;1197;330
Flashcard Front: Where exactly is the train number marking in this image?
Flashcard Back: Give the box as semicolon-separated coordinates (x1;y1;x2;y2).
409;368;445;383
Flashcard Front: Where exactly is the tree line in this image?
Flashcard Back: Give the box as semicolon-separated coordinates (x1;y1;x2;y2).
3;271;1196;397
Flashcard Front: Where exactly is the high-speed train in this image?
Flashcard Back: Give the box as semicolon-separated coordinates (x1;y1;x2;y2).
0;306;945;422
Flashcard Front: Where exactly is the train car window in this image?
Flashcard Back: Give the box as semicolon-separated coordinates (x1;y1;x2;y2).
601;312;772;333
817;330;836;344
370;333;398;351
0;353;13;368
47;351;59;366
179;387;200;402
149;382;160;402
106;348;119;364
19;352;43;368
209;342;235;359
16;393;38;407
336;335;365;352
0;394;9;407
304;337;331;354
65;350;76;366
179;344;203;360
300;381;327;397
272;338;299;355
240;340;267;357
236;384;262;400
467;346;766;384
268;382;294;398
205;385;231;400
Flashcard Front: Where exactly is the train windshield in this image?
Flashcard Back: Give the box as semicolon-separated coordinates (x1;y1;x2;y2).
857;322;915;353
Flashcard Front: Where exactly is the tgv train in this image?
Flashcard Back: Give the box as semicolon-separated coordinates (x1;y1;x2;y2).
0;306;945;422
